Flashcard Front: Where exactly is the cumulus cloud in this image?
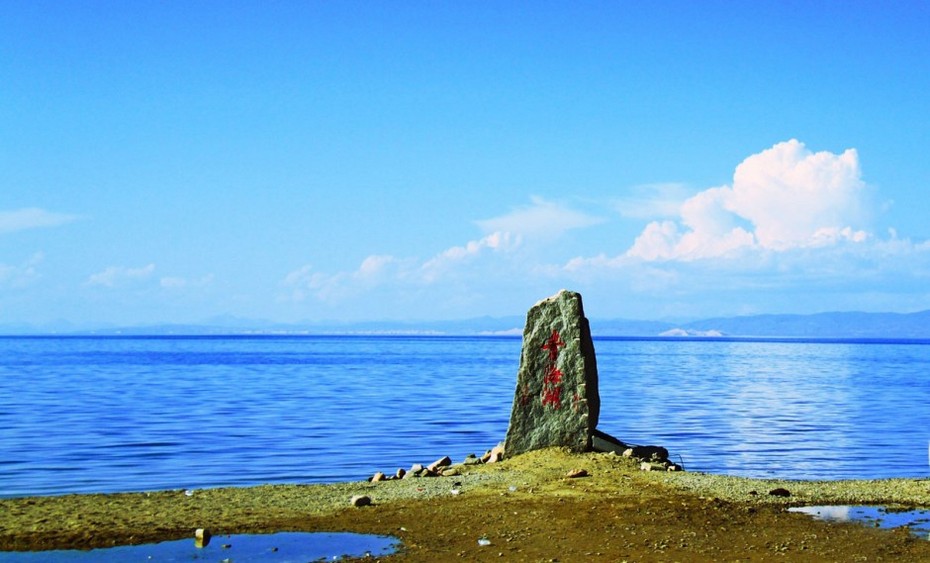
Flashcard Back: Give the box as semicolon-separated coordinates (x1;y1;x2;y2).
0;208;79;234
626;140;871;261
476;196;604;239
86;264;156;287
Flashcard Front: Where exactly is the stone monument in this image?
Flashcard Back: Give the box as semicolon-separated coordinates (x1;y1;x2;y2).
504;289;600;456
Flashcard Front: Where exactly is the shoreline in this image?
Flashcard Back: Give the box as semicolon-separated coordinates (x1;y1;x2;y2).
2;448;930;560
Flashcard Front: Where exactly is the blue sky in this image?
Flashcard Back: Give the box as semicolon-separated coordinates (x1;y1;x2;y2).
2;2;929;327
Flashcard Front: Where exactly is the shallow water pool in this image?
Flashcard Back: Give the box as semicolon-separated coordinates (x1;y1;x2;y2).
0;531;400;562
789;505;930;540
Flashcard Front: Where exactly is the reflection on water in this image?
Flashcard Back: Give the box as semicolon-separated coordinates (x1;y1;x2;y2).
789;505;930;540
595;338;930;479
0;532;400;562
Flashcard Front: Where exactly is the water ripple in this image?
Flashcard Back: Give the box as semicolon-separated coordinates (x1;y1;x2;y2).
1;336;929;497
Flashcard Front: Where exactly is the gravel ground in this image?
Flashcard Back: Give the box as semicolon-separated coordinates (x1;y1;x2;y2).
655;468;930;507
3;448;930;561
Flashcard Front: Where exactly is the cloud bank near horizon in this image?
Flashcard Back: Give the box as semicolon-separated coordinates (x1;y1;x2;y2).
6;140;924;323
281;140;928;317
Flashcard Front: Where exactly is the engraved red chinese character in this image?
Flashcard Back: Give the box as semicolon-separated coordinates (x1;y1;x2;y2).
541;329;565;409
542;329;564;361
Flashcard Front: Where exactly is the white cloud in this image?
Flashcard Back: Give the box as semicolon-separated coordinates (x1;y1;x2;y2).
0;253;44;288
281;265;324;302
0;208;79;234
475;196;604;239
357;255;397;278
271;141;930;319
420;231;519;282
613;183;694;219
280;197;608;306
626;140;871;261
282;255;407;303
282;230;527;304
86;264;156;287
730;139;868;250
160;274;214;289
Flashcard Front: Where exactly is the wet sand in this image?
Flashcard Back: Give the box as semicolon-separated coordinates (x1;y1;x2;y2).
2;448;930;561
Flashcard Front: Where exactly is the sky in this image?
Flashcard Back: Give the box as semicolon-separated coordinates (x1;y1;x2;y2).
2;1;930;327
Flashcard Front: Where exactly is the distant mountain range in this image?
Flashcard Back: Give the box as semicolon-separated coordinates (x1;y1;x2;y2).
3;310;930;339
575;310;930;338
670;310;930;339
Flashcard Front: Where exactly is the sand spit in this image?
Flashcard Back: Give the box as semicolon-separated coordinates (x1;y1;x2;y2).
2;448;930;561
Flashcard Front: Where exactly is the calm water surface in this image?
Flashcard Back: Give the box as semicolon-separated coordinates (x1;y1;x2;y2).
1;335;928;497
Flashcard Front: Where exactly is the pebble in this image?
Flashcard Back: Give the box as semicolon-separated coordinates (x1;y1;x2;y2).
463;453;482;465
351;495;372;507
194;528;211;548
428;456;452;472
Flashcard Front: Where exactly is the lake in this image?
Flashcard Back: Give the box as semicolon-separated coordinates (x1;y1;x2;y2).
1;335;929;498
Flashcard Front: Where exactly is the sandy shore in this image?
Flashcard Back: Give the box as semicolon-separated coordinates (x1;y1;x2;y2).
2;448;930;561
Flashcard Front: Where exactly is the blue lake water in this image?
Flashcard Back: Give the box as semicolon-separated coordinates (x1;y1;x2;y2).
1;335;929;498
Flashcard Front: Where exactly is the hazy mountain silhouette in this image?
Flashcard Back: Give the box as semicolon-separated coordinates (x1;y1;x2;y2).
3;310;930;338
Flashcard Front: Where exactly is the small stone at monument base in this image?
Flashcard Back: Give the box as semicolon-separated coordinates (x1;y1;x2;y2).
419;467;439;477
463;453;482;465
486;443;505;464
427;456;452;472
395;468;406;479
441;465;464;477
640;462;665;472
566;468;588;478
624;445;669;462
409;463;424;476
351;495;372;507
370;471;387;482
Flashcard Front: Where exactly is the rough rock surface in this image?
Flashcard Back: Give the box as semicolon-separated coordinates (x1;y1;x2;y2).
505;290;599;456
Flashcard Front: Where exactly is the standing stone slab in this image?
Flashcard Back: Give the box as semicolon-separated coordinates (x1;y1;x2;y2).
504;290;600;456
